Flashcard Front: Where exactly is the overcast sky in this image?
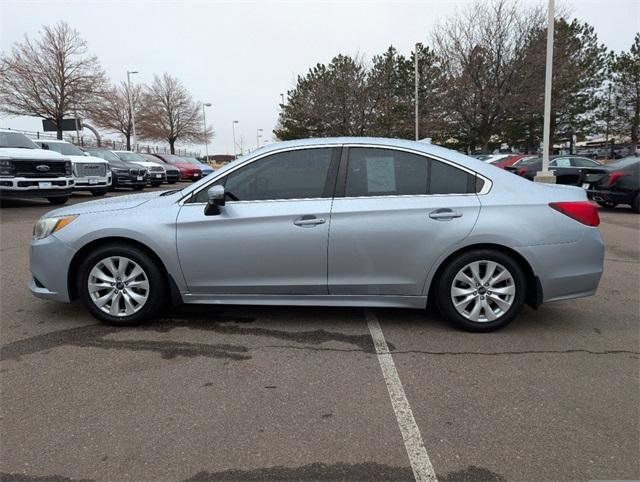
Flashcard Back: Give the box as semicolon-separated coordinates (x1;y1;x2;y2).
1;0;638;155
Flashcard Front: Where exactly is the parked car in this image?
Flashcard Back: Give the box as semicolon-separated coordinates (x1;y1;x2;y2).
34;139;111;196
583;156;640;212
506;155;602;185
29;137;603;332
138;153;180;184
0;130;73;204
180;156;215;177
151;153;202;181
490;154;537;170
113;151;166;187
474;154;512;164
83;148;147;190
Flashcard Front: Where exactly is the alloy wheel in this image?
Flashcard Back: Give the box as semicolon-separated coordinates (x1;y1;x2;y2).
450;260;516;323
88;256;149;317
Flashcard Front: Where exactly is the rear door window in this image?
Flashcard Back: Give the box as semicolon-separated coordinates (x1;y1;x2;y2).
344;147;476;197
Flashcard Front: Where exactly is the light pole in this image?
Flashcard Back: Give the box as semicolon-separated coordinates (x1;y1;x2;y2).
535;0;556;183
256;128;263;149
232;120;239;158
202;102;211;162
127;70;139;151
414;43;419;141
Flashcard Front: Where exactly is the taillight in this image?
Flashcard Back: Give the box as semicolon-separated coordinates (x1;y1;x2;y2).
606;171;627;187
549;201;600;227
516;168;527;176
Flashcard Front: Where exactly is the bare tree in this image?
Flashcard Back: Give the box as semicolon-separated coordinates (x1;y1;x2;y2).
0;21;107;139
137;73;211;154
90;81;142;150
432;0;544;152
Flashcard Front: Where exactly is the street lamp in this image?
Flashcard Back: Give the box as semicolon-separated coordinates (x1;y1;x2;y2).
202;103;211;162
232;120;239;158
126;70;139;151
535;0;556;183
256;128;263;149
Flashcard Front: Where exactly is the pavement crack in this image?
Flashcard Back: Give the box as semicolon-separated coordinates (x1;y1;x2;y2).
388;348;639;356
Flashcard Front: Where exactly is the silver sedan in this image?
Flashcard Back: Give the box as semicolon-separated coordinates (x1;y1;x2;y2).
29;138;604;331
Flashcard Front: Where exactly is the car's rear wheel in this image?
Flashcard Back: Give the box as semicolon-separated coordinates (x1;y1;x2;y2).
47;196;68;205
597;200;617;209
77;244;166;326
436;250;526;332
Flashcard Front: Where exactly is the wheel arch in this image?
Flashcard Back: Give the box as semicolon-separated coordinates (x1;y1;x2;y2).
426;243;542;310
67;236;183;306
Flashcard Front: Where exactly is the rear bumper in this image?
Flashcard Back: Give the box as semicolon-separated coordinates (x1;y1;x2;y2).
587;189;634;205
516;228;604;303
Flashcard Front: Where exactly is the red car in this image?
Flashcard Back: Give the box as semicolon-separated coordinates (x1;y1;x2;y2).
151;153;202;181
490;154;538;170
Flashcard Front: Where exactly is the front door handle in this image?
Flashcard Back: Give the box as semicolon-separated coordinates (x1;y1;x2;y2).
293;215;326;227
429;209;463;220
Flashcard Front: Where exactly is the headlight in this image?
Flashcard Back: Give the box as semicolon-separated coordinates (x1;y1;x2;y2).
33;215;78;240
65;161;72;176
0;159;15;176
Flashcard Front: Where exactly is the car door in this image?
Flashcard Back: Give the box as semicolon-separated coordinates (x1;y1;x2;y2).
176;146;340;295
328;146;482;296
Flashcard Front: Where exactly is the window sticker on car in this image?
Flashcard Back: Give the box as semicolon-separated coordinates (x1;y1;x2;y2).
366;157;396;193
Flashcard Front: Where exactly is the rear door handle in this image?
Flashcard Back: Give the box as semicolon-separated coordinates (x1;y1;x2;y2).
429;209;462;220
293;215;326;227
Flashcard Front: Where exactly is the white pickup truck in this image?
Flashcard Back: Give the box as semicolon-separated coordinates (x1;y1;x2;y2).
0;130;74;205
34;139;111;196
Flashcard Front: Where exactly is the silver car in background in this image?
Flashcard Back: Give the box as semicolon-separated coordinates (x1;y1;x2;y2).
29;138;604;331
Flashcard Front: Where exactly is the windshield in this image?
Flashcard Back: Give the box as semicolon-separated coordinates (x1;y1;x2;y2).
519;157;541;165
115;151;146;162
0;132;39;149
84;149;121;162
183;157;202;164
37;141;85;156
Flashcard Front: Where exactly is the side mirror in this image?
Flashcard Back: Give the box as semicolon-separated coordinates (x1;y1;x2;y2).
204;185;225;216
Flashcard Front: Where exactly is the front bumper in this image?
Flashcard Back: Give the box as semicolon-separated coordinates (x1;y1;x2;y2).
0;176;74;198
113;173;147;187
74;175;111;191
29;234;77;303
148;172;167;183
181;171;202;181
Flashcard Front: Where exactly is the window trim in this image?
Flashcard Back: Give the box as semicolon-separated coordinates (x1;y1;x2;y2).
179;143;492;205
182;145;341;205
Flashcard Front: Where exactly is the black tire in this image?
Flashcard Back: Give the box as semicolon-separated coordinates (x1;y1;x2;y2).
132;185;144;191
47;196;68;205
77;243;166;326
91;190;107;197
597;200;617;209
435;249;526;332
632;193;640;214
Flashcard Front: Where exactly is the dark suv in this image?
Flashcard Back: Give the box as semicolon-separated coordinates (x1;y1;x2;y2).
83;148;147;190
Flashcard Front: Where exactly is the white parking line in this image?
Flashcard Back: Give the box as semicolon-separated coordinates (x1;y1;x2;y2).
365;308;437;482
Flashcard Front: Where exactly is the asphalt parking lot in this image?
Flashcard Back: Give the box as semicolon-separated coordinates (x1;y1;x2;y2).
1;186;638;482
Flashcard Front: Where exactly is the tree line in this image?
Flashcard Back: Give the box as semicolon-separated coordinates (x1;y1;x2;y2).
275;1;639;155
0;22;211;153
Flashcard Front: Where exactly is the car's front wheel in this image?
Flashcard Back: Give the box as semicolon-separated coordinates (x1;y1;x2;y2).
77;244;166;326
436;250;526;332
